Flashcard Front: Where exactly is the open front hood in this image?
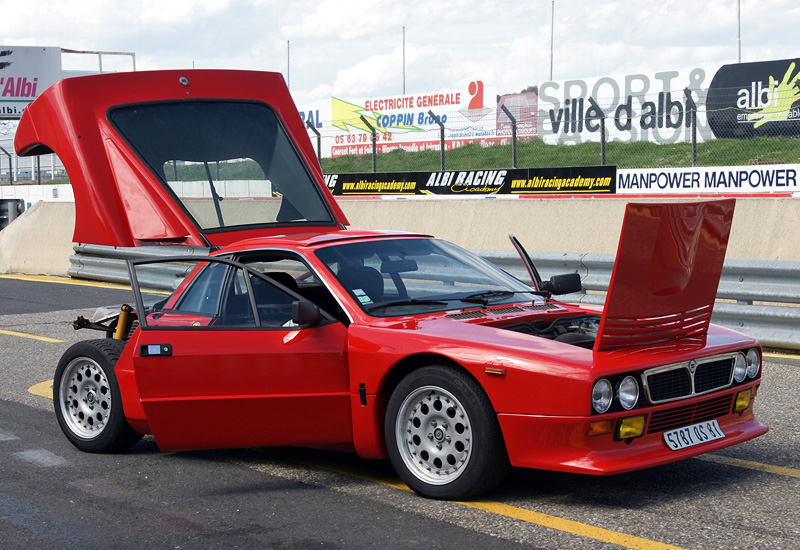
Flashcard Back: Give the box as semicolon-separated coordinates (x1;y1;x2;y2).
594;199;735;352
15;70;348;247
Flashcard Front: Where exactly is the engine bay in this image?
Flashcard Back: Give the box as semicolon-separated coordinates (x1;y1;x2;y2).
500;314;601;349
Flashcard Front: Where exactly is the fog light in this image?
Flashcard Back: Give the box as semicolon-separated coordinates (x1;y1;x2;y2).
616;415;646;440
587;420;615;436
734;389;752;413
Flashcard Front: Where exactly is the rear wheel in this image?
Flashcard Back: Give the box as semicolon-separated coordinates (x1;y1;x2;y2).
385;365;509;500
54;339;143;453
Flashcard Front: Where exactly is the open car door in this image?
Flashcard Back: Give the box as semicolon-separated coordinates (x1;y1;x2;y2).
127;257;352;450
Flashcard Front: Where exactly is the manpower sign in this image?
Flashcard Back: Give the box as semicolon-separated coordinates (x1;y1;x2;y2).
0;46;61;119
616;164;800;195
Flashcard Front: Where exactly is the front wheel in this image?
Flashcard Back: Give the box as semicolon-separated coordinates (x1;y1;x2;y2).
385;365;509;500
54;339;143;453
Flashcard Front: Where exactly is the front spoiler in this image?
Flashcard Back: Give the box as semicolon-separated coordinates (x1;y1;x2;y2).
497;386;768;475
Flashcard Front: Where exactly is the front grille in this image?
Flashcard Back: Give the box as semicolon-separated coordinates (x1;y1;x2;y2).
647;394;733;433
643;353;736;404
694;359;734;394
647;369;692;402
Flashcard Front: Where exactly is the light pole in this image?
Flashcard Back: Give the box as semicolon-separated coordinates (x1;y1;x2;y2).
737;0;741;63
549;1;554;80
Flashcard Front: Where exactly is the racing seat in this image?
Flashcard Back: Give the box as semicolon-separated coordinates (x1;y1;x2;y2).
337;266;384;303
264;271;299;293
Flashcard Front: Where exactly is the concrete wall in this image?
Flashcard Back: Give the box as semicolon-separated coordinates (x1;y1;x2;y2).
1;197;798;276
337;197;800;261
0;201;75;275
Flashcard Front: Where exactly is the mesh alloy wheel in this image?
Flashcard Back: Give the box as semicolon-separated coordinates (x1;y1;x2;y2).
59;356;112;439
395;385;473;485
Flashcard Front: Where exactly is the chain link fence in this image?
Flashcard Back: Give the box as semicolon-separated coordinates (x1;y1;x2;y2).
2;87;799;183
0;135;67;184
316;88;800;174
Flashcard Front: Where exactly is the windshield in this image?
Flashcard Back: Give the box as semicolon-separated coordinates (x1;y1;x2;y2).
315;238;541;317
109;101;335;232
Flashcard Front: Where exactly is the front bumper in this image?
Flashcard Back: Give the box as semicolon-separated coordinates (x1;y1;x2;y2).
497;382;768;475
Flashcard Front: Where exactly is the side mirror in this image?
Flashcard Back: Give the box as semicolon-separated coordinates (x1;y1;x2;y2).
292;300;321;325
539;273;582;295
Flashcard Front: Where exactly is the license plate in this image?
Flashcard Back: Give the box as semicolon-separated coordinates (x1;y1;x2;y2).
663;419;725;451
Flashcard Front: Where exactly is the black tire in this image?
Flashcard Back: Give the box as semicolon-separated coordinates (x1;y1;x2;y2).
53;339;143;453
385;365;510;500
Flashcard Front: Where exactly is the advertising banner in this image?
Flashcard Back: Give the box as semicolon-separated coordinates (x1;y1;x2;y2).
299;80;503;158
325;166;615;196
537;66;717;145
0;46;62;119
616;164;800;195
706;58;800;139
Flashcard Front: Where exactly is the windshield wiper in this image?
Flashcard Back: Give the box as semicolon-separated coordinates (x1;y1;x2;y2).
461;290;534;307
365;298;450;312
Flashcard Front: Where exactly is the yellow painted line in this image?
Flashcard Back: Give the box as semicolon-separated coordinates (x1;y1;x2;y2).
299;457;687;550
460;499;687;550
28;380;53;398
698;454;800;479
0;329;64;343
0;274;132;291
762;351;800;360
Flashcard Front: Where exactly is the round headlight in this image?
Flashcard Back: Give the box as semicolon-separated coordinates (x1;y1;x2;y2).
618;376;640;410
592;379;613;413
733;352;747;382
746;348;761;378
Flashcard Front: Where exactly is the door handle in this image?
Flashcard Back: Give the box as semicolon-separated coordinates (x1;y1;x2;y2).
139;344;173;357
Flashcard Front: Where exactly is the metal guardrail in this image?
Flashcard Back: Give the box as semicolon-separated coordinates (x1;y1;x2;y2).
68;244;212;289
68;243;800;350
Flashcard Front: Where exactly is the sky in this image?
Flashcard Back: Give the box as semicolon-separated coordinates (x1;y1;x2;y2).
2;0;800;107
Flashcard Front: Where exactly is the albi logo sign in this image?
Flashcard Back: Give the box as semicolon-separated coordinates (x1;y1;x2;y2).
706;57;800;139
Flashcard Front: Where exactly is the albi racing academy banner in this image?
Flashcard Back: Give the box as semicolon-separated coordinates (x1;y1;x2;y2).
324;166;616;196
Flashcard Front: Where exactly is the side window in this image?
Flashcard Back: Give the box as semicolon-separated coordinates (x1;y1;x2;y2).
130;255;337;329
131;259;256;328
238;252;345;322
249;273;294;327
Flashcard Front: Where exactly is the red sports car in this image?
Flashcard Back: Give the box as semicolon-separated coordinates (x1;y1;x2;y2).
15;70;767;500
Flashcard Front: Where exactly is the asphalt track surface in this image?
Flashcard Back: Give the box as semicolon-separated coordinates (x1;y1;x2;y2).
1;274;799;549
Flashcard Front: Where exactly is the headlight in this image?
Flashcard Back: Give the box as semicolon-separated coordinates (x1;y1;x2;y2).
733;352;747;382
617;376;640;410
592;379;613;413
746;348;761;378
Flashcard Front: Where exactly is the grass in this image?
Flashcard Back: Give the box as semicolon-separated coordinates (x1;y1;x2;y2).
6;137;799;185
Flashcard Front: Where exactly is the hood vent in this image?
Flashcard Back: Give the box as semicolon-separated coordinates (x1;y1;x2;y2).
487;306;525;314
446;310;488;320
523;303;561;311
